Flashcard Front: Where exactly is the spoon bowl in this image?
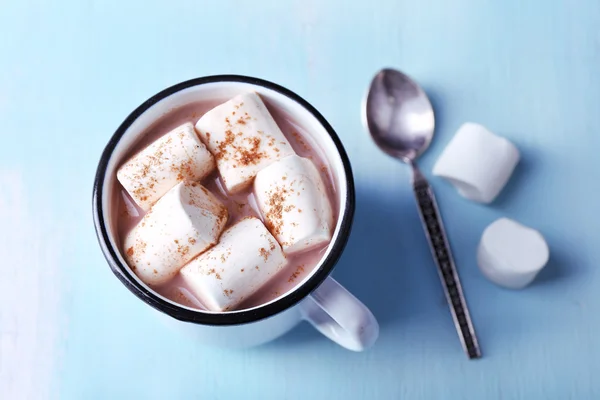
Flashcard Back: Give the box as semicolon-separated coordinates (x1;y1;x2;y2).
363;68;435;162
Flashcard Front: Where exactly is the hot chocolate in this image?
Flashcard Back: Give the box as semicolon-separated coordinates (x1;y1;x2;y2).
115;93;338;312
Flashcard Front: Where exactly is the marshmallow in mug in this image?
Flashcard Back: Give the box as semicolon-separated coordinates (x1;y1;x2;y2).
123;181;228;286
194;92;295;194
117;122;215;210
477;218;549;289
180;217;287;312
433;123;520;204
254;154;333;255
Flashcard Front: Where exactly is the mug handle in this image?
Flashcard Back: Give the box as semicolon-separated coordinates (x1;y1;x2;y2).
300;276;379;351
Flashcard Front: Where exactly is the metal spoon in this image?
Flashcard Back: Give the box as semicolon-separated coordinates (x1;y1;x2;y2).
362;68;481;359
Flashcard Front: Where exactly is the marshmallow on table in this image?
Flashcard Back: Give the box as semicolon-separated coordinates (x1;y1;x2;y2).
180;217;287;311
195;92;295;194
433;123;519;204
254;155;333;255
117;122;215;210
477;218;549;289
124;181;228;286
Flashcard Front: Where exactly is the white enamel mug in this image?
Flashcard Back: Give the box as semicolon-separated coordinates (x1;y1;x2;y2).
93;75;379;351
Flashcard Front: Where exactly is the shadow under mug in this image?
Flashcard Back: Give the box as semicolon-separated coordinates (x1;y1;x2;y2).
92;75;379;351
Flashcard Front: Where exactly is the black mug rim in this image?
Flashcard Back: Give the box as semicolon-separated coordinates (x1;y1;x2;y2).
92;74;355;326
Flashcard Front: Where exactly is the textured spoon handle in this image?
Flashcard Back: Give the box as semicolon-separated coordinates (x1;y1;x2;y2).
411;165;481;359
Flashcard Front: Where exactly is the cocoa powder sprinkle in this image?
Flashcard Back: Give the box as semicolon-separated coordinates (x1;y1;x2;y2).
264;186;289;236
177;245;190;256
288;265;305;283
215;127;268;166
259;247;270;261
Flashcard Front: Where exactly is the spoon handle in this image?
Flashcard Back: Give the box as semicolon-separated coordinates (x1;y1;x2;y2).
411;164;481;359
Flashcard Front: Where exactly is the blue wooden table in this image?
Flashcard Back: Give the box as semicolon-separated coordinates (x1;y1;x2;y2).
2;1;599;398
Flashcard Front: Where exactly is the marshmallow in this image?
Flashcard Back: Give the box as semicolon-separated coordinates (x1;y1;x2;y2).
195;92;295;194
162;285;205;310
123;181;228;286
117;122;215;210
433;123;519;204
254;155;333;254
180;217;287;311
120;190;140;218
477;218;549;289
